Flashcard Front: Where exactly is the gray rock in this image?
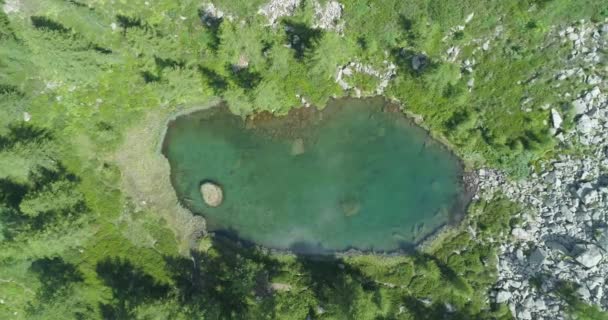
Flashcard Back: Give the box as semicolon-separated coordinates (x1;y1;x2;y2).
573;99;588;115
545;240;570;255
496;290;512;304
512;227;530;240
534;298;547;311
594;228;608;251
517;308;532;320
577;114;599;134
411;54;428;72
577;285;591;301
587;74;602;85
529;248;547;268
582;189;599;205
482;40;490;51
575;244;604;268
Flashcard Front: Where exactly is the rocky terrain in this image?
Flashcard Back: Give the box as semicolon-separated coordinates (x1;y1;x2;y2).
477;20;608;320
258;0;343;31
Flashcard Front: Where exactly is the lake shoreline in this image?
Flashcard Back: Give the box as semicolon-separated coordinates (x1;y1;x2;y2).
161;96;479;255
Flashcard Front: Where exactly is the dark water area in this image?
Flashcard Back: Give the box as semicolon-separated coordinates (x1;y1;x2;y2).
162;97;471;254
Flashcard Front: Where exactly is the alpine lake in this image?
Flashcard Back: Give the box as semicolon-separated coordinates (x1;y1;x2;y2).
162;97;473;254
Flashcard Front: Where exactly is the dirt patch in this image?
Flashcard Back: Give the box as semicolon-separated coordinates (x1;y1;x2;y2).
113;103;221;254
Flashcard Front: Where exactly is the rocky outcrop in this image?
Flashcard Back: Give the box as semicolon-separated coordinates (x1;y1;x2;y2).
258;0;344;32
200;182;224;207
258;0;301;26
477;20;608;320
335;61;397;95
2;0;20;14
312;1;344;32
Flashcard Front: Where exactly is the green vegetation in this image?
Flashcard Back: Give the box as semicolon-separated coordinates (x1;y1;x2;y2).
1;0;606;319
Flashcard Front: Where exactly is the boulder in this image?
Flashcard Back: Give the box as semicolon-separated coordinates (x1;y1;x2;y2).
577;114;598;134
496;290;512;304
575;244;603;268
511;227;530;240
200;182;224;207
572;99;587;115
411;54;428;72
528;248;547;269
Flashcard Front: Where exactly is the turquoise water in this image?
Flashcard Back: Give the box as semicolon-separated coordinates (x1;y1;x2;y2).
162;98;467;253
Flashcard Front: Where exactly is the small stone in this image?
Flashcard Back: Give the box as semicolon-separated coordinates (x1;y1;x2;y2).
482;40;490;51
200;182;224;207
23;112;31;122
551;108;563;129
464;12;474;24
316;306;325;315
467;78;475;89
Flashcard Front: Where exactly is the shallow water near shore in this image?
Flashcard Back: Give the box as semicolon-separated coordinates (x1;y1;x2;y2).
162;97;469;254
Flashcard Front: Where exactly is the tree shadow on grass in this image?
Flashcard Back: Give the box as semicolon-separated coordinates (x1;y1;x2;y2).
0;123;52;151
30;257;84;301
401;296;480;320
198;7;223;51
30;16;71;34
198;66;228;94
390;47;439;77
225;63;262;91
163;235;281;319
95;257;170;319
283;21;323;60
410;251;473;295
291;243;381;318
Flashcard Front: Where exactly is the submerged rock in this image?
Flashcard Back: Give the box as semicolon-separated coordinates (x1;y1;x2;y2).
340;198;361;217
200;182;223;207
291;138;305;156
